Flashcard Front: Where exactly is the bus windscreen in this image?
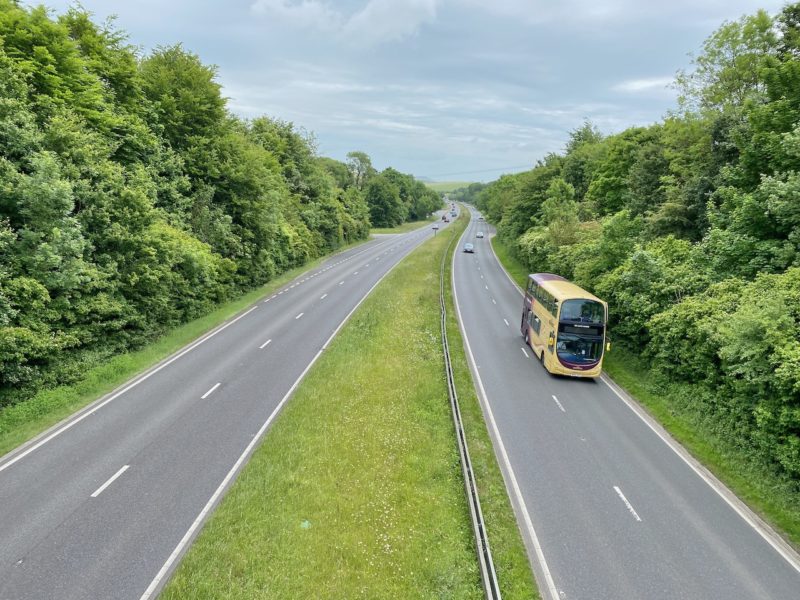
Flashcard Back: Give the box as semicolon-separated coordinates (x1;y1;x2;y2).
559;299;604;324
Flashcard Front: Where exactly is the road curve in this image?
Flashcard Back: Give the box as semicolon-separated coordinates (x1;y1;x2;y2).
0;213;455;600
452;207;800;600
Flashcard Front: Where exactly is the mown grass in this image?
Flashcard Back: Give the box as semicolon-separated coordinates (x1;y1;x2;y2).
370;215;437;234
0;239;370;459
447;225;539;598
426;181;474;193
163;212;536;598
489;230;800;551
164;215;480;599
604;350;800;548
490;236;528;286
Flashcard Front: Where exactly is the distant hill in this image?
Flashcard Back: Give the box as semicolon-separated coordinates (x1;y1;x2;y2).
424;181;473;193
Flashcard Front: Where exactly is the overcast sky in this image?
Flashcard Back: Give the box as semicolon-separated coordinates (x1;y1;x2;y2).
41;0;786;181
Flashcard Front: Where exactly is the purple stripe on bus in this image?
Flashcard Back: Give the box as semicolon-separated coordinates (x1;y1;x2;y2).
557;356;600;370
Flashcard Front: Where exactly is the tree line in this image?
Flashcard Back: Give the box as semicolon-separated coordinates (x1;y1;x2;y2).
472;4;800;481
0;1;438;407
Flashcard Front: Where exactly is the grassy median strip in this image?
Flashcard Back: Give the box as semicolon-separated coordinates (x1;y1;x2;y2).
164;218;480;598
0;239;370;459
163;214;536;598
490;233;800;550
448;229;540;598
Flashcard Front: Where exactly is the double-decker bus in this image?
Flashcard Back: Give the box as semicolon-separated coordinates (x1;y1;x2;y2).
520;273;609;378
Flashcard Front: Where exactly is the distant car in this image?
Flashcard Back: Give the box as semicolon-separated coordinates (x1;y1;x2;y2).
463;242;474;253
476;231;484;238
478;216;484;220
443;217;449;222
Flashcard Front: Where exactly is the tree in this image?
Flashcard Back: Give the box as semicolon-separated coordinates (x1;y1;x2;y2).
140;45;225;149
346;151;375;190
365;176;403;227
676;9;777;110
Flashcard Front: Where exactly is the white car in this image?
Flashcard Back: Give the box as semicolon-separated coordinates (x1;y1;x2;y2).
476;231;484;238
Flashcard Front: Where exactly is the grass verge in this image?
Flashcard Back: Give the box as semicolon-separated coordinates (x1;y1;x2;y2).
162;213;536;598
447;230;539;597
0;238;370;459
491;236;528;287
604;350;800;548
489;229;800;551
370;216;437;234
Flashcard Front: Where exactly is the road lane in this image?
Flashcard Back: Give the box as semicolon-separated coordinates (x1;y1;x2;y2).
0;213;455;600
452;208;800;599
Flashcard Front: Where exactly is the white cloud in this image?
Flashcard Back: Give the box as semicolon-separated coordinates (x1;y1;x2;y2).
344;0;438;44
613;76;675;93
250;0;343;30
251;0;438;45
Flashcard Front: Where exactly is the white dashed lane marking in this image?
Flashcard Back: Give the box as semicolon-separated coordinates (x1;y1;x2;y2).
201;383;221;399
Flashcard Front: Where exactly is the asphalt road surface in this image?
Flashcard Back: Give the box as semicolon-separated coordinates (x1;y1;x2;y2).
0;213;455;600
452;208;800;600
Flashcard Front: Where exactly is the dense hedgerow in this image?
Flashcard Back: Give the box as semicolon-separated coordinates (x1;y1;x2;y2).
0;1;438;406
469;5;800;479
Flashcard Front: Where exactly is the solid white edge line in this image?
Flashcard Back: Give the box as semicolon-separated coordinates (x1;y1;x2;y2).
259;339;272;350
91;464;129;498
485;225;800;574
613;485;642;522
139;221;426;600
0;235;401;472
201;383;221;399
0;304;258;475
601;373;800;573
551;395;566;413
451;219;560;600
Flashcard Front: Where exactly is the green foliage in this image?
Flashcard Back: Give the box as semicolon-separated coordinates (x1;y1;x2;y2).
476;3;800;486
0;2;374;406
676;9;776;110
365;174;404;227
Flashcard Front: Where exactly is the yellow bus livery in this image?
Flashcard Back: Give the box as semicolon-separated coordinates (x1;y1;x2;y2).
520;273;609;378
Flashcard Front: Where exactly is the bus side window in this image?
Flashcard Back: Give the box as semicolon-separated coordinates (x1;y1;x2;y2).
532;315;541;335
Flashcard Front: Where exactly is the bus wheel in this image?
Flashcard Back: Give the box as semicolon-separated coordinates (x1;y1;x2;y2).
524;332;529;346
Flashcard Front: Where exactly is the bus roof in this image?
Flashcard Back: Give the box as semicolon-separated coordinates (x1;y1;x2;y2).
529;273;604;304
